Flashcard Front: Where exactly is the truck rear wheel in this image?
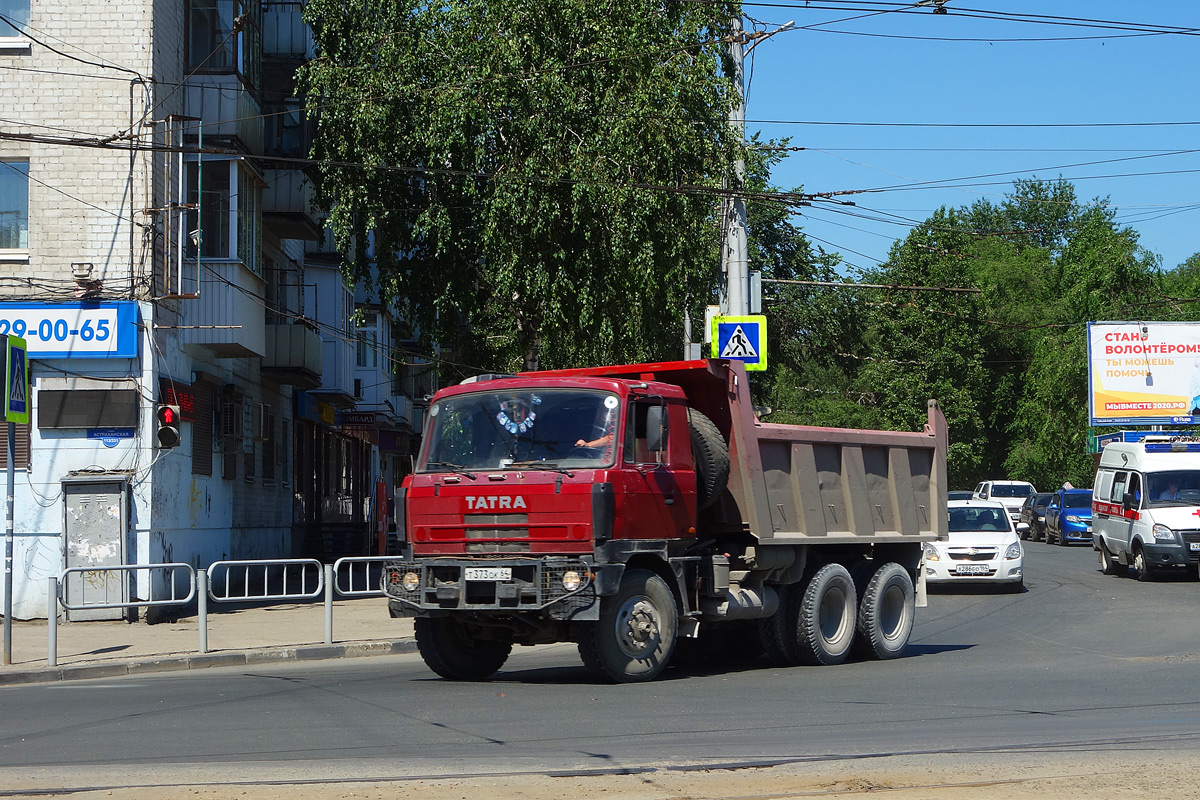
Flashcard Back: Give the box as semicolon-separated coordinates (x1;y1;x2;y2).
578;569;678;683
414;617;512;681
851;562;914;660
795;563;857;666
688;409;729;511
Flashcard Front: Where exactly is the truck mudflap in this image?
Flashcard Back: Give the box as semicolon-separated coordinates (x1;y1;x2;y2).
383;557;596;617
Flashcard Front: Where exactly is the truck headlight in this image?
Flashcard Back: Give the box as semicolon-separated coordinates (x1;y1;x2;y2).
1005;543;1022;560
923;544;940;562
401;571;421;592
1152;524;1176;542
561;570;582;591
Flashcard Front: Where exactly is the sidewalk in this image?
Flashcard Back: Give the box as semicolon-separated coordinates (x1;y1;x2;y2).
0;596;416;686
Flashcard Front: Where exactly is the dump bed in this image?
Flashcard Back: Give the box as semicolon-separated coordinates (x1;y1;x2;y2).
528;359;948;544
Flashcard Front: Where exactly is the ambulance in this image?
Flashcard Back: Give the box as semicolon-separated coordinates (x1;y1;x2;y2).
1092;438;1200;581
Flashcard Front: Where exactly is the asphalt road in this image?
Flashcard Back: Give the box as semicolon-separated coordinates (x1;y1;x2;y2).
2;540;1200;794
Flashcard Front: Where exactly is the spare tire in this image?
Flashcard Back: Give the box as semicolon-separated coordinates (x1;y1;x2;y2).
688;408;729;511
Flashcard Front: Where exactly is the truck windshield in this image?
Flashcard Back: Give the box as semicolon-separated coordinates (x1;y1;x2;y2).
1145;470;1200;507
991;485;1033;498
420;389;620;472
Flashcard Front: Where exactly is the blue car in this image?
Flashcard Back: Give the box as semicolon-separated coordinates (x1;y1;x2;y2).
1045;488;1093;545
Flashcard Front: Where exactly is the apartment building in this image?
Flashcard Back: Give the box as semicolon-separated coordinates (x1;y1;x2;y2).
0;1;426;619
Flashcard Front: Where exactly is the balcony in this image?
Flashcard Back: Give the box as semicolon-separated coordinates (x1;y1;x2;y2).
263;170;321;241
185;80;263;153
180;261;266;358
263;321;323;388
263;4;314;60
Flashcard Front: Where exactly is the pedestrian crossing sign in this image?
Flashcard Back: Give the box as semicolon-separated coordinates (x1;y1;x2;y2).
5;335;28;424
710;315;767;372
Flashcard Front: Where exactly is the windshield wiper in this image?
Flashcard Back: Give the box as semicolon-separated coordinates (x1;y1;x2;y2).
425;461;478;480
508;460;574;477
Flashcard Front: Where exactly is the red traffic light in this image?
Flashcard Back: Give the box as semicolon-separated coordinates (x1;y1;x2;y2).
157;404;181;448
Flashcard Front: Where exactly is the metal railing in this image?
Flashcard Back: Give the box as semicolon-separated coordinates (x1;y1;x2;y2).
44;557;398;667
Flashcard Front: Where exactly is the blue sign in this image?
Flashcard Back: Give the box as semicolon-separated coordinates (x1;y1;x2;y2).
5;336;28;424
87;428;135;448
711;315;768;372
0;302;138;359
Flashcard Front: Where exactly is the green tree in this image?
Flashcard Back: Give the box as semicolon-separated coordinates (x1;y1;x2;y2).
298;0;746;373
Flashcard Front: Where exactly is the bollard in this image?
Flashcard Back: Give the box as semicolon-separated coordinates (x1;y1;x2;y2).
47;576;57;668
197;568;208;654
324;564;334;645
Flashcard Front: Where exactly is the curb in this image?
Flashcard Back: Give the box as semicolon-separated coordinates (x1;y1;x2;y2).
0;639;419;686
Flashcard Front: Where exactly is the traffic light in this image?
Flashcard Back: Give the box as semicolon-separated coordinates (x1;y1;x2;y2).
156;404;181;448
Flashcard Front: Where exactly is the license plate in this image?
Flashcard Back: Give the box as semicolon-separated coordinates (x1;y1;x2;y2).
1191;543;1200;552
955;564;991;575
464;567;512;581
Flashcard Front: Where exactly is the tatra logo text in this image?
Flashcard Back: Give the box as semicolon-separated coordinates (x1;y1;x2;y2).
466;496;528;510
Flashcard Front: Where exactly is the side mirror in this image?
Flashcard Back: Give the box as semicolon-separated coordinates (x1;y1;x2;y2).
1123;494;1136;510
645;406;667;453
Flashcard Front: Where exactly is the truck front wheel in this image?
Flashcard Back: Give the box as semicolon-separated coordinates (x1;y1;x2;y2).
414;617;513;681
579;569;678;683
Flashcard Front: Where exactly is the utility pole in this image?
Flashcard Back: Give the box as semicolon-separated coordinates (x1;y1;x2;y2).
721;17;793;318
721;14;749;317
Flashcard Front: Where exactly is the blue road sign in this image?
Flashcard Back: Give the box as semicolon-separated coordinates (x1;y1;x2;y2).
5;336;28;424
711;315;767;371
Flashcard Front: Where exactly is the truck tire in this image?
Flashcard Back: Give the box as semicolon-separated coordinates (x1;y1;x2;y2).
795;563;857;666
578;569;678;682
414;617;512;681
688;409;729;511
761;583;800;665
851;562;915;661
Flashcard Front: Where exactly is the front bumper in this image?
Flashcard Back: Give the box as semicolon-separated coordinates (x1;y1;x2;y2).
925;559;1023;584
1140;542;1195;569
1060;520;1093;543
383;557;597;618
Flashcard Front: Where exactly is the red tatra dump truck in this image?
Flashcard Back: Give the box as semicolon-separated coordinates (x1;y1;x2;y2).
384;359;948;682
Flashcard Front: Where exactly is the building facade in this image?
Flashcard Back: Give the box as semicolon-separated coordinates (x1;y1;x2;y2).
0;1;428;619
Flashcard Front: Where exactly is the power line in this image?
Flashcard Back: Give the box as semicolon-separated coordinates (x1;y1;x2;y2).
0;12;144;76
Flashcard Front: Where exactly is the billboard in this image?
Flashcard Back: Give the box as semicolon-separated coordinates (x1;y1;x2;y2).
1088;321;1200;426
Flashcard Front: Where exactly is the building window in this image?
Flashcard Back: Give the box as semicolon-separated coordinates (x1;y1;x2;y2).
185;160;262;273
356;312;379;368
0;159;28;252
187;0;261;90
264;97;307;158
0;1;29;50
191;382;214;477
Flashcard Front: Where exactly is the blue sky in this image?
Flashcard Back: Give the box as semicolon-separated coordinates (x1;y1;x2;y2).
741;1;1200;274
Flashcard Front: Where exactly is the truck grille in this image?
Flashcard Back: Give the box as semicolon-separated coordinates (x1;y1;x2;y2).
383;557;592;611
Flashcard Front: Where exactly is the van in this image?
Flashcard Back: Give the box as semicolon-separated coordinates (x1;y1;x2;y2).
1093;440;1200;581
972;480;1036;529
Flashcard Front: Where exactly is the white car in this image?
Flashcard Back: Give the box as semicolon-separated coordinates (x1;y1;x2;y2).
924;500;1024;591
972;480;1037;530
